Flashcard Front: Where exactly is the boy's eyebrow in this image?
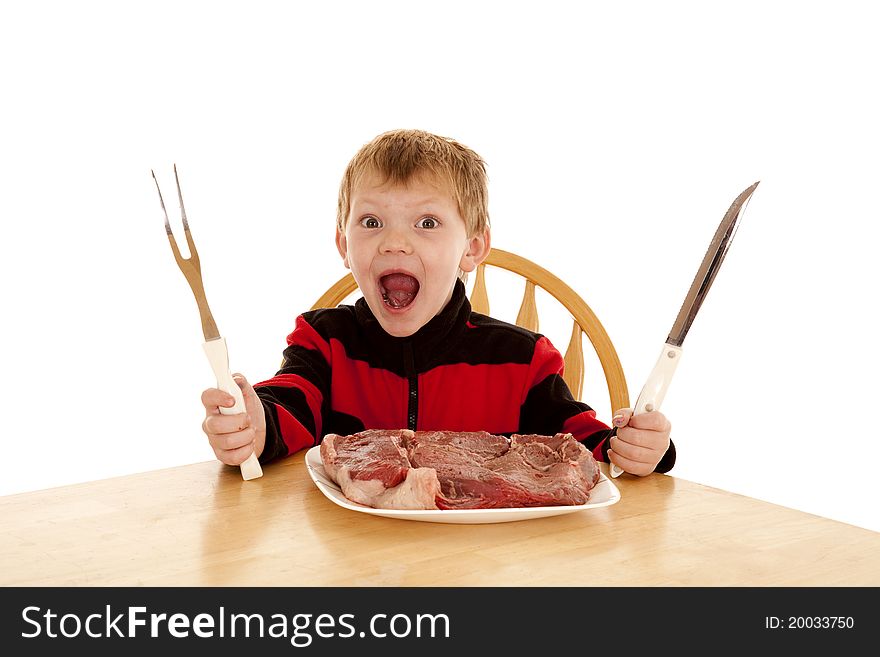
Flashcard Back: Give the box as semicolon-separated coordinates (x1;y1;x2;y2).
351;195;450;209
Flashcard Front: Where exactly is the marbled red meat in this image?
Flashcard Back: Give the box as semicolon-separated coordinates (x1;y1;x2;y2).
320;429;599;510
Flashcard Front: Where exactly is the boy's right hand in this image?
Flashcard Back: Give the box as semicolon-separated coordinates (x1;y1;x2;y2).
200;373;267;466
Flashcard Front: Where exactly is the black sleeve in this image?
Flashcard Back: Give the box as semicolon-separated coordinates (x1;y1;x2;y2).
253;315;332;463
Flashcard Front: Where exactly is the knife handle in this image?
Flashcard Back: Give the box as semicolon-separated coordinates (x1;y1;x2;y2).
610;343;682;478
203;338;264;481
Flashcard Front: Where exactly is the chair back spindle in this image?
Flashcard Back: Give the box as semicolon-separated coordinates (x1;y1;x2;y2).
515;280;539;332
563;321;585;400
470;263;490;315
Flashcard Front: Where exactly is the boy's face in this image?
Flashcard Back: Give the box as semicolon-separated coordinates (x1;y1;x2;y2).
336;171;489;337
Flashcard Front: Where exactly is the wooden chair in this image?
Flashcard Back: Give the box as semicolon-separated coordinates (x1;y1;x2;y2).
311;248;630;414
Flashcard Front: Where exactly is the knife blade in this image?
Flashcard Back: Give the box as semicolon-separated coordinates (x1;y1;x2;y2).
609;181;759;478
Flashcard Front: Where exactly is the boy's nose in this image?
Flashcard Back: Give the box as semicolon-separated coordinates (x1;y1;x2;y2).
379;227;413;254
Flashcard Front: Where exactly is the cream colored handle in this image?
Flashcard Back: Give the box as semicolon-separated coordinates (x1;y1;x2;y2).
610;343;682;478
203;338;264;481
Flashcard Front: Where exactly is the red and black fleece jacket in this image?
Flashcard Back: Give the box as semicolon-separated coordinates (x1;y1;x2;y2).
254;279;675;473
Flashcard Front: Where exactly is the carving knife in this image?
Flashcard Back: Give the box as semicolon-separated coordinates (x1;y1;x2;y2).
610;181;760;478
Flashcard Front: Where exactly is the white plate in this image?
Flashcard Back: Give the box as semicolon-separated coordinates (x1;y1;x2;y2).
304;446;620;524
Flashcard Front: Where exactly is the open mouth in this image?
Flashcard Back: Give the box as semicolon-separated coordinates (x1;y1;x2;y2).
379;273;420;309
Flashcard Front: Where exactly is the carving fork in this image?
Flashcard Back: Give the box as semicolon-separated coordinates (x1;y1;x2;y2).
152;165;263;481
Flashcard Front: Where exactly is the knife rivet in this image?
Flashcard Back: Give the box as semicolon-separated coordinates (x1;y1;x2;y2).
667;350;677;358
645;403;655;412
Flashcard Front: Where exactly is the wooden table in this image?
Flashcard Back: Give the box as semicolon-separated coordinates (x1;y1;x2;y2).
2;451;878;586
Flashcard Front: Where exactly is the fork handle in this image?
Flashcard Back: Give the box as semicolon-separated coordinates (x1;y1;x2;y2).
203;338;264;481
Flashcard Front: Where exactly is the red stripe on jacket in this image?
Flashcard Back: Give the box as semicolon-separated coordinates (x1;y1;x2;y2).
563;410;609;460
258;373;324;439
418;362;529;433
528;336;566;397
273;404;316;454
329;339;409;429
286;316;332;361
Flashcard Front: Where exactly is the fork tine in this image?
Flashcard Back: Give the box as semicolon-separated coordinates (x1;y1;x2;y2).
173;164;200;264
151;169;173;235
172;163;191;232
152;169;184;263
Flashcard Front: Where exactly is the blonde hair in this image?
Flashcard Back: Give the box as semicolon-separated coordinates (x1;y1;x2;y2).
337;129;490;237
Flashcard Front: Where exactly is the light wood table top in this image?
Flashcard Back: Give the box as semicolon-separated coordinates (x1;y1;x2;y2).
2;451;878;586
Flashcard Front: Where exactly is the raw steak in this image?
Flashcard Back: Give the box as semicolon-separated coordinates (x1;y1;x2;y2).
319;429;441;509
319;429;600;510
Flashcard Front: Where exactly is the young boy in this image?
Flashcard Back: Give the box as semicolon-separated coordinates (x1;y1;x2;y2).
201;129;675;476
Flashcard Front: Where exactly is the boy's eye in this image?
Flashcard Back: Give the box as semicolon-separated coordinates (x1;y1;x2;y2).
418;216;438;229
360;216;381;229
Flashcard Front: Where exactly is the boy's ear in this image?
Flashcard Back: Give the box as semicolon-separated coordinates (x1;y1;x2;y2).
335;228;351;269
459;230;491;273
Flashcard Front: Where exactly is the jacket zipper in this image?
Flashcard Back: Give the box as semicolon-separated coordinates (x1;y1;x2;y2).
403;342;418;430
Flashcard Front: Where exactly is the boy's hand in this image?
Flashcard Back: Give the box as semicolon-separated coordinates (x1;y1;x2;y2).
200;373;267;466
607;408;671;477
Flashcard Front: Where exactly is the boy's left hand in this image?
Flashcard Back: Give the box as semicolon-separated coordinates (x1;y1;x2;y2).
607;408;671;477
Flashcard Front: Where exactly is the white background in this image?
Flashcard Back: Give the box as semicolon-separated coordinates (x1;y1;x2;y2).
1;1;878;533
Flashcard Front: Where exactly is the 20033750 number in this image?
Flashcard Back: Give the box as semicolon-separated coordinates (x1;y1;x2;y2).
765;616;854;629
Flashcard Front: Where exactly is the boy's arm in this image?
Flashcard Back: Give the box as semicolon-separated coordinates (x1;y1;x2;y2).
253;315;331;463
518;336;676;473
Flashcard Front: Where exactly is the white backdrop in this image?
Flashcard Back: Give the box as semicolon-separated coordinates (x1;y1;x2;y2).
2;1;878;533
